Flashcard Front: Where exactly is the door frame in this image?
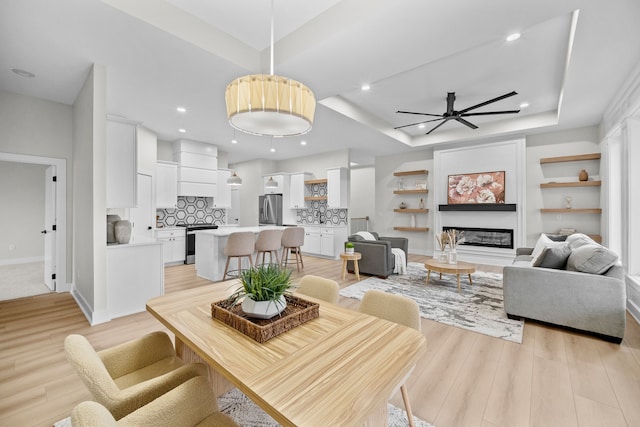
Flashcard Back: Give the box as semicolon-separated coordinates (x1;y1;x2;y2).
0;152;67;291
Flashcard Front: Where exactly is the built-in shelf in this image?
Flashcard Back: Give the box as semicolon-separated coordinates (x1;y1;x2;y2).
304;196;327;201
546;233;602;243
394;189;428;194
393;169;429;177
540;208;602;214
304;178;328;185
540;153;601;164
394;208;429;213
393;227;429;232
540;181;601;188
439;204;517;212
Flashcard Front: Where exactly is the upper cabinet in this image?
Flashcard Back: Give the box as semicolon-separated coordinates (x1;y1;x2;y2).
263;174;287;194
173;140;217;197
290;172;312;209
156;161;178;209
327;167;348;209
106;119;137;208
214;169;232;208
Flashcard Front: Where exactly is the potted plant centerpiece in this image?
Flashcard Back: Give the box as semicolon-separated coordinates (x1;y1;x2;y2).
229;264;293;319
345;241;355;254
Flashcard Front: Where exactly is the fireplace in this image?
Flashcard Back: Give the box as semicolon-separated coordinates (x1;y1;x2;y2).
443;226;513;249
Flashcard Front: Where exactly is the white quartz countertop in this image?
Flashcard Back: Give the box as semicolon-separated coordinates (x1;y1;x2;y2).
107;235;162;248
194;226;287;237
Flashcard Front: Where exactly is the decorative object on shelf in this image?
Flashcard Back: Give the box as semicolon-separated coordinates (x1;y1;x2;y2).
114;220;132;244
448;171;505;204
224;0;315;137
579;169;589;181
265;176;278;188
399;201;407;209
419;198;425;209
397;177;404;191
106;214;121;244
226;171;243;186
228;264;293;319
410;214;416;228
565;196;573;209
415;179;427;190
345;242;355;254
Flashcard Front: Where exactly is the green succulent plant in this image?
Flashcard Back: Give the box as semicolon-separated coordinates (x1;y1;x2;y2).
345;242;355;249
229;264;293;305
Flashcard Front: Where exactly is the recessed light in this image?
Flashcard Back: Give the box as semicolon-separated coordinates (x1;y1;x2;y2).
418;124;426;129
506;33;521;42
178;128;186;133
12;68;35;78
300;140;307;146
270;147;276;153
176;106;187;113
361;84;371;91
519;102;530;109
231;139;238;144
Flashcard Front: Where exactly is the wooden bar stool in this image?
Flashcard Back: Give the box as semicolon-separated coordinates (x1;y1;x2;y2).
255;229;283;266
223;232;255;280
281;227;305;271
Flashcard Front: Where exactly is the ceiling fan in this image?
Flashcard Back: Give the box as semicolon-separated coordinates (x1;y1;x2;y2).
395;91;520;134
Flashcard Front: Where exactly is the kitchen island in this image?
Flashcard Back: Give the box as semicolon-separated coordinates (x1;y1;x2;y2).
194;226;289;281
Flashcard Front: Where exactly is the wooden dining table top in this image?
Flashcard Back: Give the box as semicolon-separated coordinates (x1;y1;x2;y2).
146;280;426;427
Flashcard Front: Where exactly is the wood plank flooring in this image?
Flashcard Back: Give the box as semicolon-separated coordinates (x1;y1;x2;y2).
1;254;640;427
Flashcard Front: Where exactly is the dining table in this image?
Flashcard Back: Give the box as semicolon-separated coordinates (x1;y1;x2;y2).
146;280;426;427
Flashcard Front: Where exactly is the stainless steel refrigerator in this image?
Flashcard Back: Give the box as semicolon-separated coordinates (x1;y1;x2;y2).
259;194;283;226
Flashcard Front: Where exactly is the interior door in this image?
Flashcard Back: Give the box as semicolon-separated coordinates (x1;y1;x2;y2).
43;165;56;291
130;174;153;238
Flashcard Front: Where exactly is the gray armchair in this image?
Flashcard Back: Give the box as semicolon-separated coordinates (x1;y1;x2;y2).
347;232;408;278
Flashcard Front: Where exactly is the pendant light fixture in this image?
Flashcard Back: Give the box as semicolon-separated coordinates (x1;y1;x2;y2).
265;176;278;189
226;171;243;186
224;0;316;137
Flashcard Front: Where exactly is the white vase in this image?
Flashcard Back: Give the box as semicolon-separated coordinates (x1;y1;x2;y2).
346;247;354;254
241;295;287;319
114;220;132;244
410;214;416;228
448;249;457;264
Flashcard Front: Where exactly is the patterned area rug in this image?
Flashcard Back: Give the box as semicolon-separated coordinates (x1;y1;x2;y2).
340;262;523;343
54;387;434;427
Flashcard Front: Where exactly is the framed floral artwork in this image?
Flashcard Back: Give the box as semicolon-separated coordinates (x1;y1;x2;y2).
447;171;505;204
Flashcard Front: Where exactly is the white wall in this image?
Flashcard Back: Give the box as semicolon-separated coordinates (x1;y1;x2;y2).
276;150;349;178
0;90;73;279
0;161;46;263
349;167;375;230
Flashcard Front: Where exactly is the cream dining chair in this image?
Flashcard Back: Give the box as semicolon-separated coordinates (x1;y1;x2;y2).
359;289;422;427
223;231;255;280
295;275;340;304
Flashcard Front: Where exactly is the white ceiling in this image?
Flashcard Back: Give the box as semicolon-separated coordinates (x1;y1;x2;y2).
1;0;639;166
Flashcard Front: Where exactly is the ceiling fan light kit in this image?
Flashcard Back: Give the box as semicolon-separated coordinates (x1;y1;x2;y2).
396;91;521;134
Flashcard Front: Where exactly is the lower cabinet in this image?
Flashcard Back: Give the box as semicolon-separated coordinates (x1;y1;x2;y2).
301;226;347;259
156;229;185;264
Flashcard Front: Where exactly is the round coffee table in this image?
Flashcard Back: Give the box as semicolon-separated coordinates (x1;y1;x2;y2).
340;252;362;281
424;258;475;292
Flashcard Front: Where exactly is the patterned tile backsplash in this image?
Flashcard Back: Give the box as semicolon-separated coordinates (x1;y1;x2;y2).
156;196;226;227
296;182;348;226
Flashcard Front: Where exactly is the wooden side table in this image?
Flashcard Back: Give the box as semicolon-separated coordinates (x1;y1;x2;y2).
340;252;362;281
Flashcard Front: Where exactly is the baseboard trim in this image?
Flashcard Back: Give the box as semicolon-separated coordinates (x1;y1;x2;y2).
0;256;44;266
70;286;111;325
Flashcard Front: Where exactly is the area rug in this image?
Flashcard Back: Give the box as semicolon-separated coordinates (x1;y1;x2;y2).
54;387;434;427
340;262;523;343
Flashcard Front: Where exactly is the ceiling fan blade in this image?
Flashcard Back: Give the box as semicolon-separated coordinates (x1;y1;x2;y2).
455;117;478;129
426;119;450;135
396;110;444;117
458;91;518;114
461;110;521;117
446;92;456;115
394;117;445;130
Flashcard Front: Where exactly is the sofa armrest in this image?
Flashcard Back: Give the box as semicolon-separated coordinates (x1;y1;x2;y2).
515;247;534;256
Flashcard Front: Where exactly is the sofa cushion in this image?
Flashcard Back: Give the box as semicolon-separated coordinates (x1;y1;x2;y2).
533;244;572;269
531;234;566;261
566;243;619;274
566;233;596;249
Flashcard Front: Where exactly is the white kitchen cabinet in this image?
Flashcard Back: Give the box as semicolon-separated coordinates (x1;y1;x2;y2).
106;119;137;208
156;161;178;208
156;229;185;264
302;227;321;255
173;139;218;197
214;169;232;208
320;227;334;257
301;226;348;259
290;173;311;209
327;167;348;209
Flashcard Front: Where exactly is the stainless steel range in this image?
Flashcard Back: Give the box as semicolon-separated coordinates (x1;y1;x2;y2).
176;223;218;264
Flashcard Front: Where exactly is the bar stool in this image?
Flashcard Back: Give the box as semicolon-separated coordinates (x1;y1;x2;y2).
223;232;255;280
255;229;283;266
281;227;305;272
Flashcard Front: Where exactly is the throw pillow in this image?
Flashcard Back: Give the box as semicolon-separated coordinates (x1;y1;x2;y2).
533;244;572;269
566;243;619;274
565;233;596;249
531;234;566;261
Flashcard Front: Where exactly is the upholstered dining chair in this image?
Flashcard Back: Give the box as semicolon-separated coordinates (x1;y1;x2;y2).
281;226;305;271
295;275;340;304
359;290;422;427
64;331;208;420
223;231;255;280
71;376;239;427
255;229;283;266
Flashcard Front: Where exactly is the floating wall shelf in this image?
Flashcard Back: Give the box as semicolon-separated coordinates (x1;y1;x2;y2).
540;181;601;188
393;170;429;177
539;153;601;164
394;209;429;213
393;227;429;232
540;208;602;214
394;189;428;194
304;178;327;185
304;196;327;201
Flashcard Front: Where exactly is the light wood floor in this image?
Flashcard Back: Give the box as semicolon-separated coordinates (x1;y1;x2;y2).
1;254;640;427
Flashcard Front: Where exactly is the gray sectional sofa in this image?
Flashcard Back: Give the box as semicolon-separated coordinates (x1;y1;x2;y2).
503;233;626;343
